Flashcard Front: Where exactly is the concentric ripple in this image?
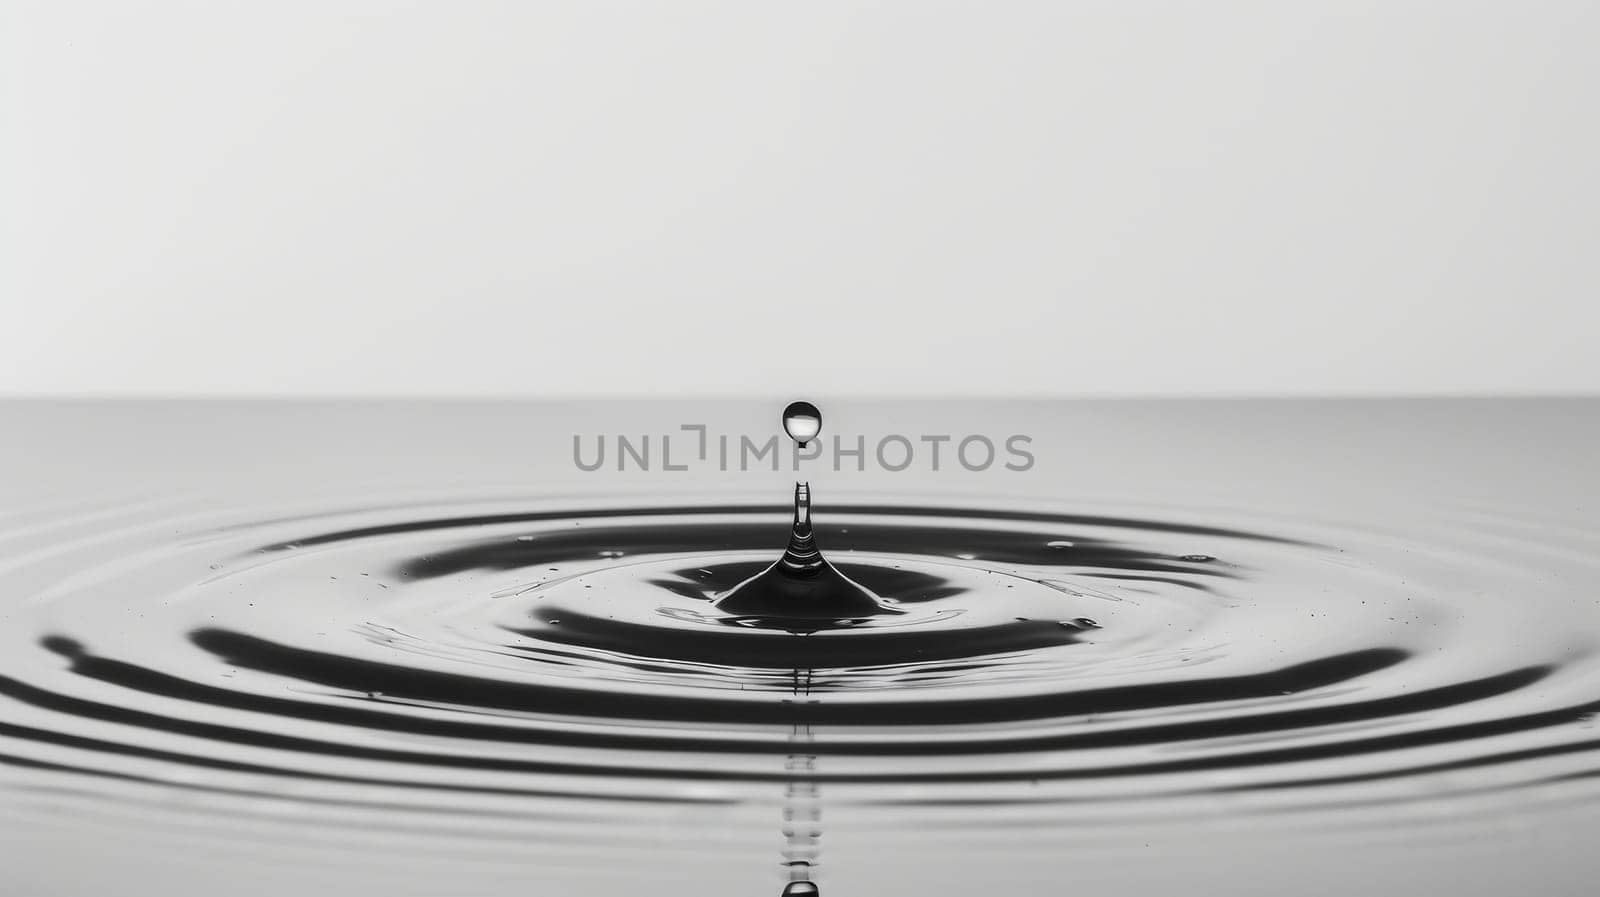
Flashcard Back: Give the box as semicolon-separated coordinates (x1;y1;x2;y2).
3;487;1600;876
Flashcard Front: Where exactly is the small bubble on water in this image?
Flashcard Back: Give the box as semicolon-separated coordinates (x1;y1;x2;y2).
782;401;822;446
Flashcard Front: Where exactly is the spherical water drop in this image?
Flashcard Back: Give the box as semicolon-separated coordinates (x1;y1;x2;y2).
782;401;822;446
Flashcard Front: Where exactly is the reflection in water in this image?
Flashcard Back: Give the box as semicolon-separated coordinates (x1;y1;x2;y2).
782;669;821;895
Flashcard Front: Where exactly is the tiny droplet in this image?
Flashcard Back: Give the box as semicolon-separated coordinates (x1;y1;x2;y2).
782;401;822;446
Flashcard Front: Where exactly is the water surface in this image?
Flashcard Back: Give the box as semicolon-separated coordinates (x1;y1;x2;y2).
0;399;1596;896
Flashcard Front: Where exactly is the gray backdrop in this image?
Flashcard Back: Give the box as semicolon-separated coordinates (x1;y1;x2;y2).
4;2;1597;396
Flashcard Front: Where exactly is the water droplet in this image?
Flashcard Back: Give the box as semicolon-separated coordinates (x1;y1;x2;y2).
516;535;537;542
782;883;820;897
598;550;624;558
1181;554;1216;563
1046;540;1073;549
782;401;822;446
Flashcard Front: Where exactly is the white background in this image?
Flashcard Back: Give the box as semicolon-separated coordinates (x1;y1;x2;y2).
4;2;1597;397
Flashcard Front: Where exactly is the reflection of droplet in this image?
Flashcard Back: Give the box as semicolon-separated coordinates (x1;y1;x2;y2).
599;550;624;558
782;883;820;897
782;401;822;446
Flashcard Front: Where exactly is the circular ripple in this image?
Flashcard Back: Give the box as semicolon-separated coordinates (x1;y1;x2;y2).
3;492;1600;854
